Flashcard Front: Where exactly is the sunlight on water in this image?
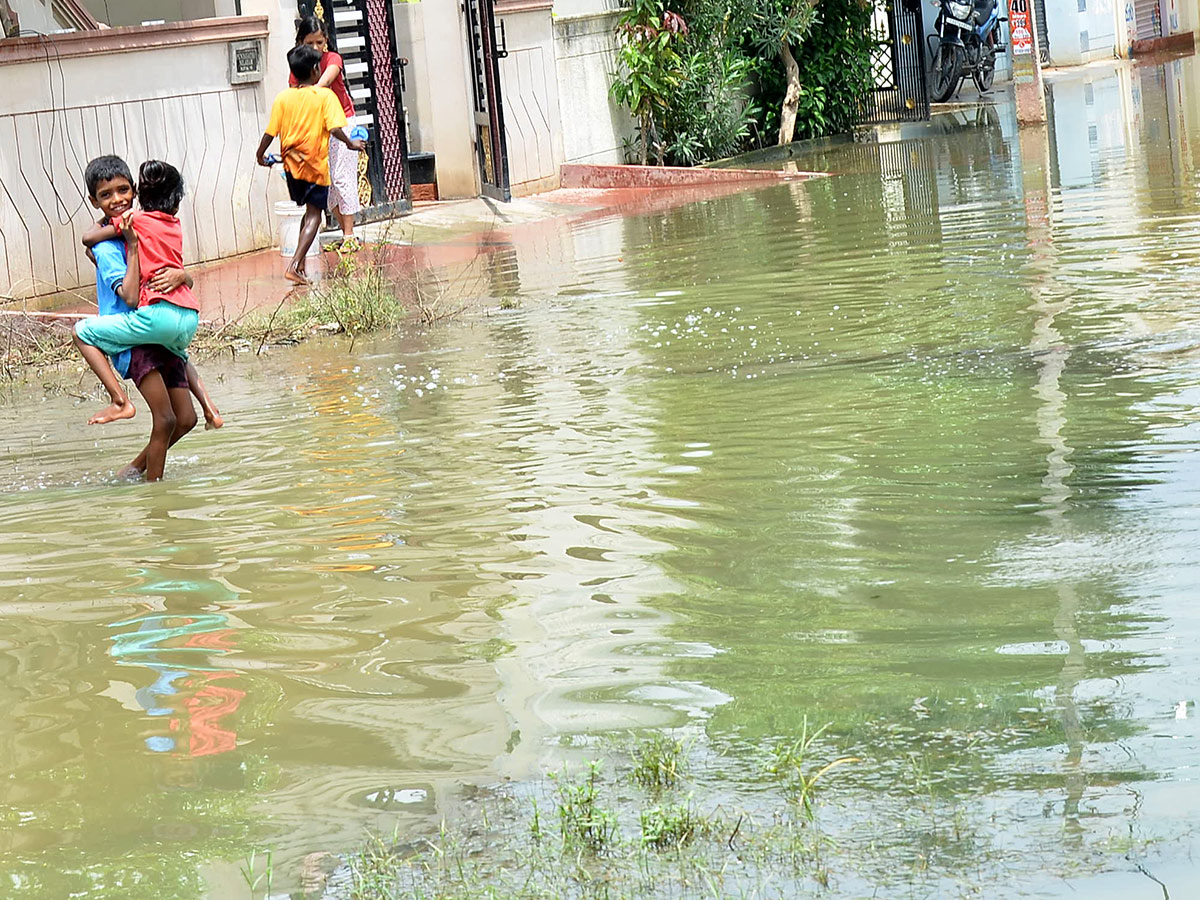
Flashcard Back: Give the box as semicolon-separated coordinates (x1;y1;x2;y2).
4;56;1200;898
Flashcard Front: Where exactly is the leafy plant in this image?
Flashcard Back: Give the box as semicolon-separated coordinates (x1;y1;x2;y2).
659;46;759;165
766;717;860;820
747;0;819;144
551;761;618;853
631;732;688;792
640;801;703;850
610;0;689;164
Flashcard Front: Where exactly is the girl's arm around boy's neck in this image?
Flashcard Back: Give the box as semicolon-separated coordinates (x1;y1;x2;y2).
115;212;141;308
81;219;121;249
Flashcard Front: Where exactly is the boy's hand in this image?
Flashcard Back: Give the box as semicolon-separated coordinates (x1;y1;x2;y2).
148;267;188;293
347;138;366;152
118;211;138;247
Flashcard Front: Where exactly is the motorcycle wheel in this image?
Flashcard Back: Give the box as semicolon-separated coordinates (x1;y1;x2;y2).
974;36;996;92
930;41;963;104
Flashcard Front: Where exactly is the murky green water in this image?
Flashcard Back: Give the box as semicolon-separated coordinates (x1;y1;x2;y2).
6;58;1200;898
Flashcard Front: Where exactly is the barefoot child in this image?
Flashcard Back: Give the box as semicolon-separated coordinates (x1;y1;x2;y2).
257;44;365;285
292;15;362;251
73;159;216;481
79;156;222;431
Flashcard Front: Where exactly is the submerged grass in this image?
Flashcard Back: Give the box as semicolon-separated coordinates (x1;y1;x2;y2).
2;232;498;383
274;730;855;900
237;724;1179;900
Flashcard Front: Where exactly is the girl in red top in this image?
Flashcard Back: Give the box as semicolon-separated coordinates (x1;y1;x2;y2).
75;161;221;479
292;15;362;250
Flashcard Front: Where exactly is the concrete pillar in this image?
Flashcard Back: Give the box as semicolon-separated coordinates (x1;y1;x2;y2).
419;0;479;199
1008;0;1046;125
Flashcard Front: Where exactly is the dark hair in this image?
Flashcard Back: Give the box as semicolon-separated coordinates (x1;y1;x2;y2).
84;155;133;198
287;44;322;83
137;160;185;214
294;14;324;46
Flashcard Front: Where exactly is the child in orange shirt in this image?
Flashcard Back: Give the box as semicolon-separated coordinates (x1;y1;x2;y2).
256;44;365;285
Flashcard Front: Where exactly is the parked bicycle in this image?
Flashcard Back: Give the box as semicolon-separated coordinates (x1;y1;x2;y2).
929;0;1007;103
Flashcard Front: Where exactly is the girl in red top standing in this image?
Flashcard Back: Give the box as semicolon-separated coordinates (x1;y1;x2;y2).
292;15;362;251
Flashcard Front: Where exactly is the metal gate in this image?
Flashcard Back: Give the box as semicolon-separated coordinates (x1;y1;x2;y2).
1134;0;1163;40
464;0;511;202
865;0;929;123
1033;0;1050;64
299;0;412;219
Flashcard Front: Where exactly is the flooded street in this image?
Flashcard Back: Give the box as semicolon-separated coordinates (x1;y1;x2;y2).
5;55;1200;897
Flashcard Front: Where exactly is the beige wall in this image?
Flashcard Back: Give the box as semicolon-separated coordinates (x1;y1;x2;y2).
554;7;629;165
392;1;433;155
413;0;478;199
80;0;237;27
0;10;288;300
498;9;565;196
8;0;69;33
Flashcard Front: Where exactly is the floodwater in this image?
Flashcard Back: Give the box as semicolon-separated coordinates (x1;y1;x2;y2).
5;56;1200;898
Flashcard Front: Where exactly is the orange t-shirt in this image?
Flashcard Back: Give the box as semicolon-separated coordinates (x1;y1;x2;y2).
266;85;348;186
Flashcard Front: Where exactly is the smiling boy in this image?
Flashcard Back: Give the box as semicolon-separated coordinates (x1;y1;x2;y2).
77;155;221;480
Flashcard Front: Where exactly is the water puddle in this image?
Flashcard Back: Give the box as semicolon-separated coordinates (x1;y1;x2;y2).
4;55;1200;898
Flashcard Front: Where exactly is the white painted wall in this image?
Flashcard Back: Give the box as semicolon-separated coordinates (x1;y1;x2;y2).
413;0;478;198
8;0;69;33
497;8;565;195
79;0;231;27
0;8;290;300
392;1;434;155
554;7;630;164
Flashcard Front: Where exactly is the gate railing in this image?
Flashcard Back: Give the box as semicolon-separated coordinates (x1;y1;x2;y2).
864;0;929;124
299;0;412;219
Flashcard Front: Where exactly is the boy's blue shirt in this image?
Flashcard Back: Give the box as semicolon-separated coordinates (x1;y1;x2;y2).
93;239;131;379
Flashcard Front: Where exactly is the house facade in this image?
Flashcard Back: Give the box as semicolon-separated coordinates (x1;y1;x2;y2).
0;0;630;301
1040;0;1196;67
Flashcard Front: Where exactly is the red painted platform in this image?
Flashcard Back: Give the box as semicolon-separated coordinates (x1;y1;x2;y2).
560;163;824;190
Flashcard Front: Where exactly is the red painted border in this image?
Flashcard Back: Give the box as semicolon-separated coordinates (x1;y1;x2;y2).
495;0;554;11
1131;31;1195;56
0;16;269;66
561;164;826;190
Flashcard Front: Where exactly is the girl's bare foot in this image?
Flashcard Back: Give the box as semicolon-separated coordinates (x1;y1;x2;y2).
284;268;309;285
88;399;136;425
117;463;144;480
205;412;224;430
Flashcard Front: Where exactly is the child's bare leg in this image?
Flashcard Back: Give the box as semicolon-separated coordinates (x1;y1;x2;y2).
127;371;175;482
285;203;323;284
336;207;355;238
124;384;198;478
72;331;135;425
185;361;223;429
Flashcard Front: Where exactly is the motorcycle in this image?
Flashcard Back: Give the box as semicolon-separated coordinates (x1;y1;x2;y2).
929;0;1007;103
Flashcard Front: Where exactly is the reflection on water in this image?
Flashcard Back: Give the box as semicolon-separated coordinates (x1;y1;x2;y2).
4;55;1200;897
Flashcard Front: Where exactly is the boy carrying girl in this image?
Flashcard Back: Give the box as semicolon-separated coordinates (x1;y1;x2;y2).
74;155;221;482
257;44;365;285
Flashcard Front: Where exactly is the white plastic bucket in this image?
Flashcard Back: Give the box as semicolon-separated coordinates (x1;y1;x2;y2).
275;200;323;264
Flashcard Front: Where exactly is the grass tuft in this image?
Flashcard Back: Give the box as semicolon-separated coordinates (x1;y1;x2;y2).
551;761;618;854
639;801;703;851
631;732;687;792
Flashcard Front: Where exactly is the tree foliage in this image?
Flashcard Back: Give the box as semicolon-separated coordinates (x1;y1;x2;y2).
610;0;878;165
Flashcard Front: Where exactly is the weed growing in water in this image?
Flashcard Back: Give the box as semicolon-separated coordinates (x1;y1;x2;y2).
551;760;618;853
631;732;687;792
639;800;704;850
299;250;405;338
238;847;273;898
766;717;860;820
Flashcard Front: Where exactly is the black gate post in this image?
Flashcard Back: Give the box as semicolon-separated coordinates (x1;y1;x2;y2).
865;0;929;124
464;0;512;202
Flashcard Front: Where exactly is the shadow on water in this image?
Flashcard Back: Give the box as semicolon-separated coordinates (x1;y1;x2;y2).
4;55;1200;897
